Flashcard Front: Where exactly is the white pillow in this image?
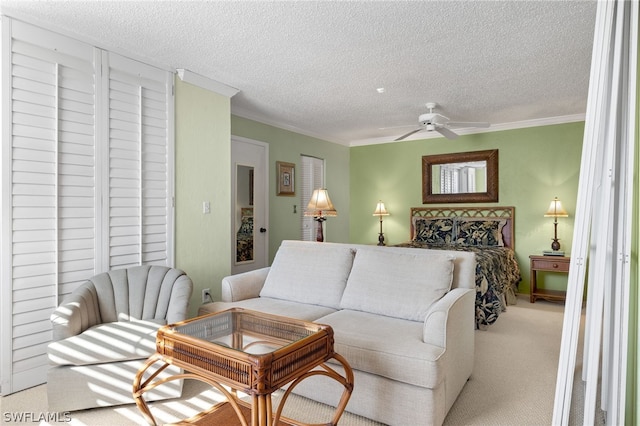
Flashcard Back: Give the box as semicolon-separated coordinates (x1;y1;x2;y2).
340;248;454;321
260;243;355;309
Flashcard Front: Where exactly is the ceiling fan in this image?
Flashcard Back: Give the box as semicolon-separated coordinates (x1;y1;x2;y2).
394;103;490;141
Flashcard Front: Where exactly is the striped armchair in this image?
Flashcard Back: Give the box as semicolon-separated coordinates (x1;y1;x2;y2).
47;265;193;412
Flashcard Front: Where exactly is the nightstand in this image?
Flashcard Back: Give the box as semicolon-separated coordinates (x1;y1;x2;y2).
529;255;571;303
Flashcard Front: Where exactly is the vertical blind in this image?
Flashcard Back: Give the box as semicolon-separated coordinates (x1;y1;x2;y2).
1;17;174;394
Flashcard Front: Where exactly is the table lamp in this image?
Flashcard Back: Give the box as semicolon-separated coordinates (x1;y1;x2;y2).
372;201;390;246
304;188;337;242
544;197;569;252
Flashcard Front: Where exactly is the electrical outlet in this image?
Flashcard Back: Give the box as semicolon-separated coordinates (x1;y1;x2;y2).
202;288;211;303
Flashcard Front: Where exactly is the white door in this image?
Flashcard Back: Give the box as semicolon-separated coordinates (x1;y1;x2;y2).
231;137;268;274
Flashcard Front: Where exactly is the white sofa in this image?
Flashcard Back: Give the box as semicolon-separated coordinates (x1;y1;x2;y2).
199;240;476;426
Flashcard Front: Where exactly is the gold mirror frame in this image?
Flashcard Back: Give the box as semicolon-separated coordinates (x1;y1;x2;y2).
422;149;499;204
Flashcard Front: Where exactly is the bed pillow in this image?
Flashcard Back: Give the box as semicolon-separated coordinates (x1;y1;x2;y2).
340;248;454;321
260;243;355;309
455;218;506;247
412;217;454;245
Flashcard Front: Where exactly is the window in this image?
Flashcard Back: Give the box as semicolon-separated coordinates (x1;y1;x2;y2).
299;155;324;241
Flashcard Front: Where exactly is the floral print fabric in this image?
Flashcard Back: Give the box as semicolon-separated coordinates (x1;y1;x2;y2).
413;218;455;245
395;241;521;328
455;219;506;247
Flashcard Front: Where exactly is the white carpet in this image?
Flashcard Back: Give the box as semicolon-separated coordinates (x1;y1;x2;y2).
0;295;598;425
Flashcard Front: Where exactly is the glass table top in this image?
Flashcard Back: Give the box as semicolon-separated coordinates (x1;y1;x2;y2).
168;308;324;355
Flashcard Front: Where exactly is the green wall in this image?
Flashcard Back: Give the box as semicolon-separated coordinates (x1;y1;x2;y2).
174;78;231;315
174;89;640;421
231;116;350;261
349;122;584;294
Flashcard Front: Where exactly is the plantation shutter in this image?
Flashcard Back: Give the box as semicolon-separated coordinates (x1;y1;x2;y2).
105;53;173;268
300;155;324;241
0;18;174;394
3;19;97;392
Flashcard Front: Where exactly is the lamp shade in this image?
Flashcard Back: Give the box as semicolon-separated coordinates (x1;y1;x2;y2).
372;201;390;216
304;188;337;217
544;197;569;217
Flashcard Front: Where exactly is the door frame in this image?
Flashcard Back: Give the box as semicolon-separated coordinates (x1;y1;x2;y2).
231;136;269;274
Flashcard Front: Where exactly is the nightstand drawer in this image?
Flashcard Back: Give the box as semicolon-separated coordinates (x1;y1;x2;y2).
530;258;570;272
529;255;571;303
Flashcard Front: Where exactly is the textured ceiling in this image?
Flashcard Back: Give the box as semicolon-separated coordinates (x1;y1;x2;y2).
0;1;597;145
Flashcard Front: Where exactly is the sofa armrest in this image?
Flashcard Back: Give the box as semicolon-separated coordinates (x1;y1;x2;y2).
50;283;101;341
221;267;270;302
423;287;475;348
423;287;475;415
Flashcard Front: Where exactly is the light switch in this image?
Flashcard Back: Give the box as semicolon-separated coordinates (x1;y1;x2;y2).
203;201;211;214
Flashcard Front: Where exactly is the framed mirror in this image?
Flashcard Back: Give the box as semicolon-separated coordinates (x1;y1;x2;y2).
235;165;254;264
422;149;498;203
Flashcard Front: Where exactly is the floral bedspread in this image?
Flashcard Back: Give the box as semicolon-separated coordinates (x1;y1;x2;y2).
394;242;521;328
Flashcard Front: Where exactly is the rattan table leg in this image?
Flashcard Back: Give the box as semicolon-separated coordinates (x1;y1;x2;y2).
327;353;354;425
272;352;354;426
133;354;166;426
133;354;249;426
254;394;274;426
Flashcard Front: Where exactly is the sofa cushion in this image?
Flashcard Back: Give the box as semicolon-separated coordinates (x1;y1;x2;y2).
198;297;338;322
340;248;454;321
315;310;445;389
259;243;355;309
47;320;162;366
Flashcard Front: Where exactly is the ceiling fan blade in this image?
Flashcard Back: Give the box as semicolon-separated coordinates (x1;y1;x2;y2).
379;124;416;130
435;126;459;140
446;121;491;128
394;128;424;141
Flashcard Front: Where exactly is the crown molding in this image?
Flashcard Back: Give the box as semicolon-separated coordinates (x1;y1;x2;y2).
176;69;240;98
349;114;586;147
231;106;350;146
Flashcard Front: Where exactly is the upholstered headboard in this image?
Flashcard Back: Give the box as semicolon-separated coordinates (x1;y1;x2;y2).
410;206;516;249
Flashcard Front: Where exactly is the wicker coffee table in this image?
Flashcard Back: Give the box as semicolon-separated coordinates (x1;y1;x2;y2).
133;308;354;426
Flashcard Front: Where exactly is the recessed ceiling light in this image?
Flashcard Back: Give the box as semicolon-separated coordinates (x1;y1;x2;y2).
376;88;385;93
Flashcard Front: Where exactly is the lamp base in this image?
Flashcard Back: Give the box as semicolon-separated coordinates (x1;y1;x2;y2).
377;233;385;246
314;217;326;242
551;220;561;251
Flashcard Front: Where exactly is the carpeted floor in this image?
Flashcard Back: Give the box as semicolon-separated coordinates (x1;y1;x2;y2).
0;295;602;425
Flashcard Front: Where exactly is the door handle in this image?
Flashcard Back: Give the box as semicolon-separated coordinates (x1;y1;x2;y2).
259;227;267;233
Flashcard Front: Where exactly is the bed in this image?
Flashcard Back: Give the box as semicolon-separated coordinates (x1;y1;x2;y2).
394;206;521;329
236;207;254;262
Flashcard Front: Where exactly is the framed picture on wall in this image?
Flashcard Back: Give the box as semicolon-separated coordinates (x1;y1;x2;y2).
276;161;295;196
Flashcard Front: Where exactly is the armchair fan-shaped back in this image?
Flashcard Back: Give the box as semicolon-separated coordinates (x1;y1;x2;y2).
47;265;193;412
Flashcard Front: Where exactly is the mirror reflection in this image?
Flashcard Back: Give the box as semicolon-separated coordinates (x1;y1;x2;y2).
236;165;254;263
431;161;487;194
422;149;498;204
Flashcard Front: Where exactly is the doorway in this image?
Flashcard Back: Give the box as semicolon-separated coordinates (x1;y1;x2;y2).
231;137;269;274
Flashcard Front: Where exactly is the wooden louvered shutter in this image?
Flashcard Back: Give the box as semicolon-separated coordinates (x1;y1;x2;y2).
2;18;97;392
0;18;174;395
104;53;174;269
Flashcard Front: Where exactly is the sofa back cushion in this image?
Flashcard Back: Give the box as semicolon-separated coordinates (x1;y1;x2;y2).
340;248;454;321
260;241;355;309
